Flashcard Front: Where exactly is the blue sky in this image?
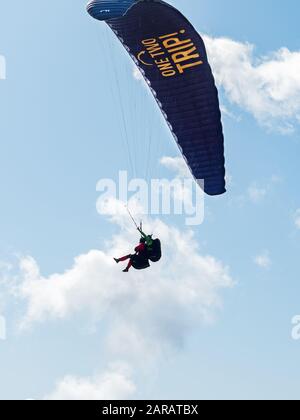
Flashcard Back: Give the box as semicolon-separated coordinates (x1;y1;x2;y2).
0;0;300;400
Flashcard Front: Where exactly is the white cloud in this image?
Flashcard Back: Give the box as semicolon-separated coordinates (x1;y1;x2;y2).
45;365;135;400
294;209;300;229
160;156;191;178
248;184;267;203
13;198;233;361
204;35;300;133
0;315;6;341
133;66;144;82
5;193;233;399
0;55;6;80
225;172;233;187
220;105;241;122
247;175;282;203
10;198;233;399
230;176;281;206
131;33;300;132
254;251;272;269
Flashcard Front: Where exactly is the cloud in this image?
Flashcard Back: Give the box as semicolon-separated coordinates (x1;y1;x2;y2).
10;198;233;399
220;105;241;122
131;33;300;132
204;35;300;133
44;365;135;400
294;209;300;229
13;199;233;361
5;193;233;399
247;175;282;203
248;184;267;203
0;315;6;341
225;172;234;187
254;251;272;269
0;55;6;80
230;175;282;207
133;66;144;82
160;156;191;178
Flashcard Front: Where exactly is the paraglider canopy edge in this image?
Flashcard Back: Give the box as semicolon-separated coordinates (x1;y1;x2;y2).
87;0;137;21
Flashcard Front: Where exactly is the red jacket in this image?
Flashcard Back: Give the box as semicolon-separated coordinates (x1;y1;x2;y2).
135;243;146;254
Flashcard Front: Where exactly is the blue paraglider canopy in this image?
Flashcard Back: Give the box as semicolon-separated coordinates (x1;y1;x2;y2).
87;0;226;196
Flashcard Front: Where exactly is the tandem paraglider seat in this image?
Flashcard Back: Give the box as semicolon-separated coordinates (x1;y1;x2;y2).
147;238;162;263
114;235;151;272
131;254;150;270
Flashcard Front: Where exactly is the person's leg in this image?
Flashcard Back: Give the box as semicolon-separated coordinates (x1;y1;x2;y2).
115;255;131;263
123;259;132;272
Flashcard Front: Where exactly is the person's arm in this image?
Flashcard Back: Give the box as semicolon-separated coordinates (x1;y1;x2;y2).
138;228;153;248
137;227;147;239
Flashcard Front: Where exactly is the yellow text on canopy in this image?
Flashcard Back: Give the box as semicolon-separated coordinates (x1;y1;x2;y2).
139;29;204;78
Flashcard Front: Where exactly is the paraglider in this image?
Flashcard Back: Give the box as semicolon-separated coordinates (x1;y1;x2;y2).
137;226;162;263
114;236;150;272
114;227;161;272
86;0;226;196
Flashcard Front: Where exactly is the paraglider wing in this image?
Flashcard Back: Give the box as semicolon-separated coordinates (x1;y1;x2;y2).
87;0;226;196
